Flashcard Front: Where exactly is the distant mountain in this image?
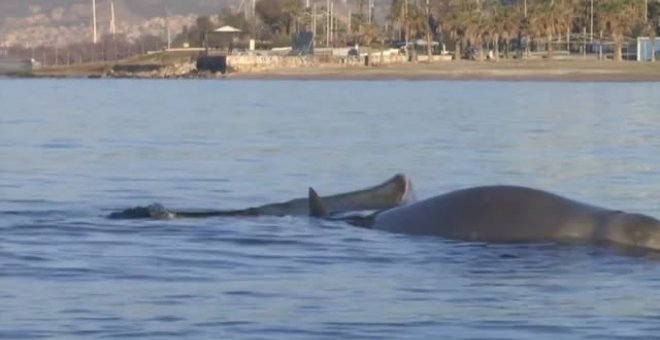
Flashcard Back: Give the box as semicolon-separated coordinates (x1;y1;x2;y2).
0;0;231;25
0;0;231;47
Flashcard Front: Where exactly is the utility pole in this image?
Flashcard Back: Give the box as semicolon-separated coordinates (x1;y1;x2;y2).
312;3;317;43
164;4;172;50
330;1;334;45
166;19;171;49
111;1;118;60
110;1;116;35
326;0;330;46
644;0;648;22
523;0;529;57
368;0;373;24
92;0;98;44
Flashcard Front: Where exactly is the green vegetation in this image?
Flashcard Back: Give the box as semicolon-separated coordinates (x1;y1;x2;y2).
175;0;657;61
422;0;656;61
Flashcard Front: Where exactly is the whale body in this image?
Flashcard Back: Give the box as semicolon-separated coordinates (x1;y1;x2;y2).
309;185;660;252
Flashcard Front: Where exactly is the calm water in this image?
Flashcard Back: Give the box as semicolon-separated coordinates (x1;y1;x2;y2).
1;79;660;339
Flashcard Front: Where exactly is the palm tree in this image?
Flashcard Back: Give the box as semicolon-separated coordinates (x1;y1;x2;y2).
464;10;487;60
441;1;480;60
528;2;567;58
503;4;525;59
390;0;409;54
482;3;521;61
598;0;644;61
443;9;467;60
408;5;431;61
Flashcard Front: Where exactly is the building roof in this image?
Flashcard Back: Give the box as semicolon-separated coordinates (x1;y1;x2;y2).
212;26;242;33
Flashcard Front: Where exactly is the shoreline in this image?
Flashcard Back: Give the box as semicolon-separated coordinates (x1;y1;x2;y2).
20;59;660;82
229;60;660;82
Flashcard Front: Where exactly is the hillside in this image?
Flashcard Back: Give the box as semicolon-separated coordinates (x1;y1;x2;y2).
0;0;229;24
0;0;233;47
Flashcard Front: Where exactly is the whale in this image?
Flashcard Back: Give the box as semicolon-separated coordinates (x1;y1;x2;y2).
309;185;660;252
108;173;414;219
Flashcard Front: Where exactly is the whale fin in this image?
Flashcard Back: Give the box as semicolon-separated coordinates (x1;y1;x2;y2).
308;187;330;218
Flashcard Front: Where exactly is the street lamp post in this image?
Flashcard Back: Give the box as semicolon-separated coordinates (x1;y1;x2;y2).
92;0;97;44
590;0;593;42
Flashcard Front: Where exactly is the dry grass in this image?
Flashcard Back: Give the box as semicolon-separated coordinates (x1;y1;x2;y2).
34;62;112;77
123;51;198;64
34;50;198;77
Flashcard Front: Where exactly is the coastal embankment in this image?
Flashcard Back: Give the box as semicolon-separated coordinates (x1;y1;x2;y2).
240;60;660;82
31;52;660;82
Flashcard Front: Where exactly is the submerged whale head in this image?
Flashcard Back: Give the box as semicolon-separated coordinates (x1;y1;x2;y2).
600;212;660;251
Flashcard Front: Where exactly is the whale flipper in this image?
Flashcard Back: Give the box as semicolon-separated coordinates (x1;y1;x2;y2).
308;187;329;218
108;173;414;219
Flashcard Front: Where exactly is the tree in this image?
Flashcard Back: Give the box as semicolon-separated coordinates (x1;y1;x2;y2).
282;0;305;34
648;0;660;62
440;1;478;60
423;0;434;62
598;0;644;61
356;23;381;45
256;0;286;34
482;3;511;60
218;7;250;33
645;20;657;61
390;0;409;50
196;15;214;33
407;5;431;61
494;3;523;59
528;2;569;58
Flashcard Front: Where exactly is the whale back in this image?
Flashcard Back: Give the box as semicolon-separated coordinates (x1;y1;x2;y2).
371;185;611;242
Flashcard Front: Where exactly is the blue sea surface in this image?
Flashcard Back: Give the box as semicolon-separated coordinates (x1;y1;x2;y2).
1;79;660;339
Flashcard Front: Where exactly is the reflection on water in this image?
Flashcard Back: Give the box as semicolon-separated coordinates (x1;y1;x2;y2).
1;79;660;339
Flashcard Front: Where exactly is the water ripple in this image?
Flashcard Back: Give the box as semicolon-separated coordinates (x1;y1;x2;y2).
2;79;660;339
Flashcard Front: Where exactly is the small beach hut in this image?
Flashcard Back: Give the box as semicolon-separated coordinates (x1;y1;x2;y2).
637;37;660;62
205;26;243;50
